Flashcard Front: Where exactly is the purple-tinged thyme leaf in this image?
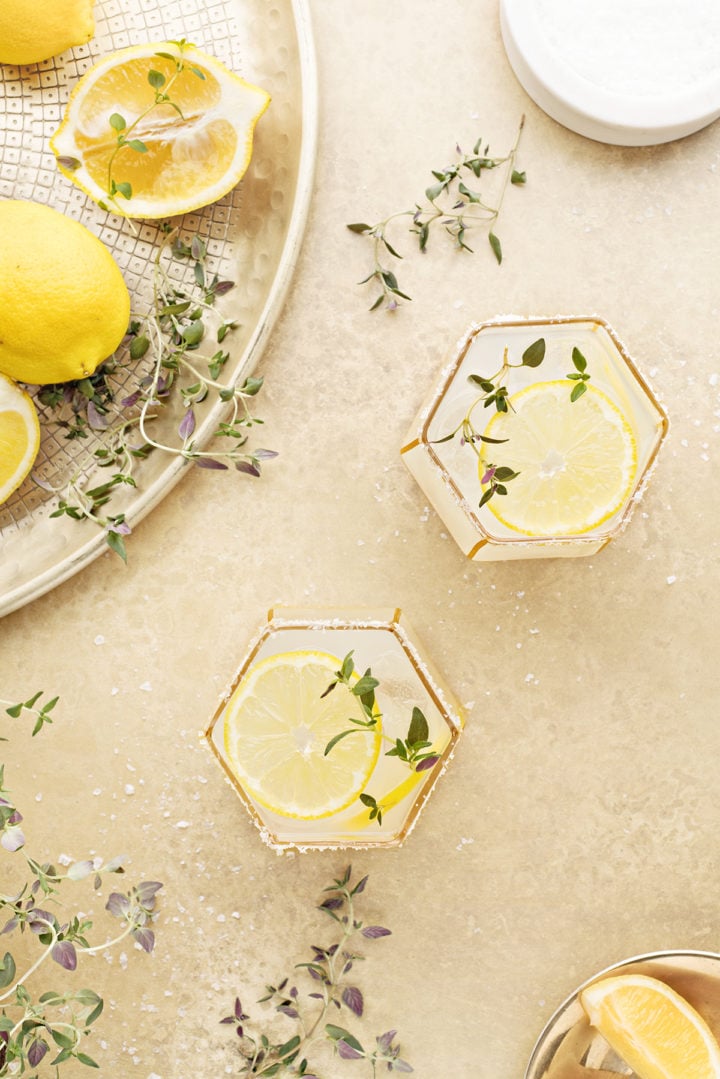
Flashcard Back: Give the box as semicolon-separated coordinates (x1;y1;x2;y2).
361;925;391;939
415;755;440;772
105;892;130;918
1;826;24;852
52;940;77;970
195;457;229;470
132;927;155;953
338;1040;364;1060
27;1038;49;1067
342;986;363;1017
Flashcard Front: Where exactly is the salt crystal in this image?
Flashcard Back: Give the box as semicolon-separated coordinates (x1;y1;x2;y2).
139;681;153;692
124;784;135;796
666;575;677;584
94;635;105;645
175;820;191;829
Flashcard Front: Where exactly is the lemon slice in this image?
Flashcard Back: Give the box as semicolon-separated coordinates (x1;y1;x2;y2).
480;380;637;536
51;40;270;219
580;973;720;1079
223;651;382;820
0;373;41;506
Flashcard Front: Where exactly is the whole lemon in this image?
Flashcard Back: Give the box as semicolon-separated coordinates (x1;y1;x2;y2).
0;0;95;66
0;201;130;386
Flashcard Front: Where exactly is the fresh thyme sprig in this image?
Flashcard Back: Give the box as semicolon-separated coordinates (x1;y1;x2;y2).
347;117;526;311
37;226;276;561
434;339;591;509
0;692;162;1075
322;653;440;827
222;866;412;1075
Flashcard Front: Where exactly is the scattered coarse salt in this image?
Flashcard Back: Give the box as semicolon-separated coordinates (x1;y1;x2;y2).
94;634;105;645
174;820;191;829
139;681;153;692
667;575;677;584
124;784;135;796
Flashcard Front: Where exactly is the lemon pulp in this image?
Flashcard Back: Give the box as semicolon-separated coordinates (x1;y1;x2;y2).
580;973;720;1079
0;373;41;506
223;651;381;820
480;380;637;536
51;41;270;219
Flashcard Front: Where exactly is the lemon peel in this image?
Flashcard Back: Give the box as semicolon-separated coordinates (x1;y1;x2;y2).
0;201;130;386
51;40;270;219
0;0;95;66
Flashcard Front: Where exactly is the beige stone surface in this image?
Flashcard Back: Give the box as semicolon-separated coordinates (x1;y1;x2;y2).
2;1;720;1076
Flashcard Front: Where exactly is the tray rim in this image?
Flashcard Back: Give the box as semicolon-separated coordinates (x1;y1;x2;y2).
0;0;319;619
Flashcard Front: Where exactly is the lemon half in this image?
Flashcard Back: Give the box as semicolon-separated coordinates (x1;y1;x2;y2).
223;651;382;820
0;373;41;506
0;0;95;66
480;380;637;536
51;40;270;219
580;973;720;1079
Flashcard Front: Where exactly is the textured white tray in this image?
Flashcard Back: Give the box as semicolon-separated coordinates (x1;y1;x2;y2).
0;0;317;617
500;0;720;145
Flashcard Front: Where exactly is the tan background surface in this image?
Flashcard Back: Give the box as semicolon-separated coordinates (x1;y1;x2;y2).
2;0;720;1076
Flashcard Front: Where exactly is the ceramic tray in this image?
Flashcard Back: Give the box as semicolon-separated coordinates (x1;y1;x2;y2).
0;0;317;617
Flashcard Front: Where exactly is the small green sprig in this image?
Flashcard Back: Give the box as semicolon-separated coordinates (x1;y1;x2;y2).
221;866;412;1075
435;339;591;509
102;39;204;210
322;654;440;827
566;346;591;401
347;117;526;311
38;226;275;561
2;691;58;739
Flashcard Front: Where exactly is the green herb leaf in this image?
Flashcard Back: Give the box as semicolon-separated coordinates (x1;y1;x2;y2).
521;338;546;368
407;706;429;745
488;231;502;264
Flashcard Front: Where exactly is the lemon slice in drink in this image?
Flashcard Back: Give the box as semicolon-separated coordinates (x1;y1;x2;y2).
223;651;381;820
51;40;270;219
0;373;41;506
580;973;720;1079
481;380;637;536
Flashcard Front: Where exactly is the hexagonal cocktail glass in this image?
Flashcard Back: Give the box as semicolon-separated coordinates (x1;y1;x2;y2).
402;316;668;560
204;608;464;852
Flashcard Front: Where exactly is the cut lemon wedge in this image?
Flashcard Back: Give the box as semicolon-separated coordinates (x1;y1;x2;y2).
580;973;720;1079
480;380;637;536
0;373;41;506
51;40;270;219
223;651;381;820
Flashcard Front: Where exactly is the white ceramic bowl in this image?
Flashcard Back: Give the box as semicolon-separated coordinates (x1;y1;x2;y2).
500;0;720;145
